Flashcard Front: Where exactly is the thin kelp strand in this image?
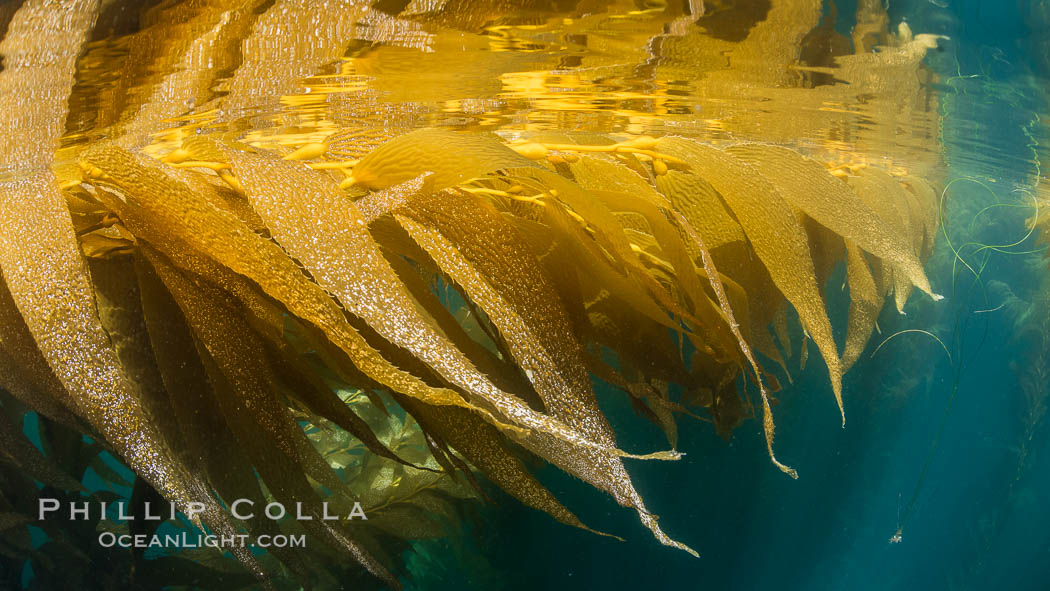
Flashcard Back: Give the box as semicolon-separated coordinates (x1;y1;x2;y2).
672;209;797;478
953;190;1040;258
939;177;998;282
870;329;953;365
973;302;1007;314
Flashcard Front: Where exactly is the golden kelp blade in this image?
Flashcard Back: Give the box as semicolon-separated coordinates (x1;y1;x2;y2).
143;250;349;497
0;0;96;171
0;0;264;577
842;242;881;372
0;174;266;572
899;176;941;261
858;167;931;312
725;143;938;301
507;167;697;330
145;248;399;588
356;174;428;223
219;147;678;462
396;396;607;537
401;187;614;426
395;212;697;556
396;187;700;548
134;255;323;584
0;275;82;427
655;167;747;250
535;199;683;333
566;155;741;360
587;185;740;360
845;171;917;312
657;137;846;424
0;0;101;431
81;145;489;418
350;128;537;190
88;256;187;459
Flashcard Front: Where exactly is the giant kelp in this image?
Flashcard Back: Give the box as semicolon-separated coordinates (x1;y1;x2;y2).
0;0;946;588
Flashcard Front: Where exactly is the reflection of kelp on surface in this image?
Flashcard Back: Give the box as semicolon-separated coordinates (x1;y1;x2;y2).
0;0;947;588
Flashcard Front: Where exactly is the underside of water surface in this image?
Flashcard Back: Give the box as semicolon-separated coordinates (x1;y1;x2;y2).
0;0;1048;589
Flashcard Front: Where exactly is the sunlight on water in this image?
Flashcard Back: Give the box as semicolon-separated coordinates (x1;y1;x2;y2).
54;0;947;175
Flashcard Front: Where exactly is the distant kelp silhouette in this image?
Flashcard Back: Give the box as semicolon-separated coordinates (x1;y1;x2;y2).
0;0;946;588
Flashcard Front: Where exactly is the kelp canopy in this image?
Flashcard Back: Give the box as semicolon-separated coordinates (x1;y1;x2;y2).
0;0;945;588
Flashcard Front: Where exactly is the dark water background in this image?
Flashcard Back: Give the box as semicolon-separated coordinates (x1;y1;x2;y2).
403;2;1050;590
